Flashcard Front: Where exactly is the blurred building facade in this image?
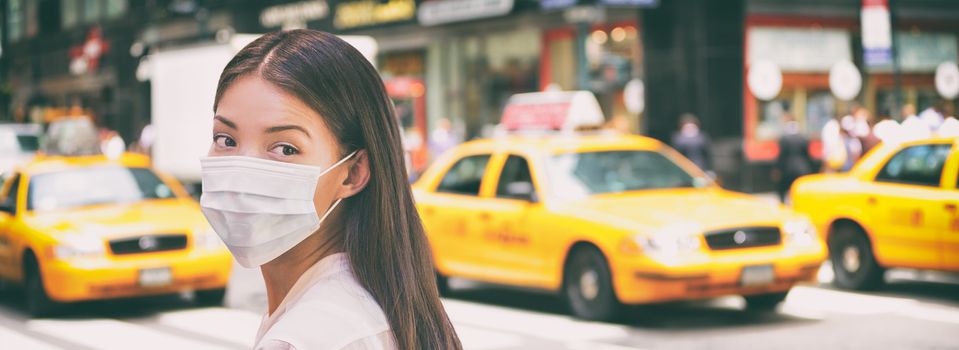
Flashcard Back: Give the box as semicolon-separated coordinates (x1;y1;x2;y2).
1;0;958;192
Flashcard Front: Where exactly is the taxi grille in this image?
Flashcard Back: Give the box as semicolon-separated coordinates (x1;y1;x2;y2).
704;227;781;250
109;234;188;255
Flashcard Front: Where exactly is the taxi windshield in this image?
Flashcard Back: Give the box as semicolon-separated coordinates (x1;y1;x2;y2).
546;150;705;198
28;166;176;211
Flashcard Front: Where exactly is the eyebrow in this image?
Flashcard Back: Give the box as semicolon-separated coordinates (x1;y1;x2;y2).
266;124;311;137
214;115;237;129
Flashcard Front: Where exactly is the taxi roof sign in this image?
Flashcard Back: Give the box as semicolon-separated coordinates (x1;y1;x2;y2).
500;90;605;133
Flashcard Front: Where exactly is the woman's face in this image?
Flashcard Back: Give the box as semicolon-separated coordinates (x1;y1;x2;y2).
209;76;357;218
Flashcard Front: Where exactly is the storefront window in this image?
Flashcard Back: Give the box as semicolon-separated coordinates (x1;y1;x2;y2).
7;0;23;41
585;24;641;121
62;0;79;28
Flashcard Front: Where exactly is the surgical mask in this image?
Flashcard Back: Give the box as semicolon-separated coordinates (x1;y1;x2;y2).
199;151;357;267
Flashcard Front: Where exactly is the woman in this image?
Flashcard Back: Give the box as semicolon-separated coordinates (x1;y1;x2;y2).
200;30;462;349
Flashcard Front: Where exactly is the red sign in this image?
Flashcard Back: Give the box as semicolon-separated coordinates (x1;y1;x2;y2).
501;102;571;130
69;26;110;75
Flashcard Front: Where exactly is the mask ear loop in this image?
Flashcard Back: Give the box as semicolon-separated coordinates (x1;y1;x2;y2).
316;150;359;221
318;150;359;177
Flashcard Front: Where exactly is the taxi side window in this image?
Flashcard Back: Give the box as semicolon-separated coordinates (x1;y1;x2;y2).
1;175;20;214
496;155;536;200
436;155;491;196
875;144;951;187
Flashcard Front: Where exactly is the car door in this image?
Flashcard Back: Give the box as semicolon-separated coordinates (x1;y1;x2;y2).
867;143;952;270
418;153;493;277
941;142;959;272
0;174;22;280
471;154;548;286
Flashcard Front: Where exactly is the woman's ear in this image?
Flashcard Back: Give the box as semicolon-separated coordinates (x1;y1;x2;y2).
339;150;371;199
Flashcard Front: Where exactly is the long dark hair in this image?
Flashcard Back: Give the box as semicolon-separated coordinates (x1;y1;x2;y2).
214;30;461;349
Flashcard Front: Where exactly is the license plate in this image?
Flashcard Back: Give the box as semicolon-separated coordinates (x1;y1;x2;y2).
138;267;172;287
740;265;775;287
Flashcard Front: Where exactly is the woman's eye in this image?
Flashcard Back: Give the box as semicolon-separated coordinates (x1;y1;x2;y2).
214;135;236;148
270;144;299;156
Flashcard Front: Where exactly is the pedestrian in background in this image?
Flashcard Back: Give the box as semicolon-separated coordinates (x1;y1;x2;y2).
671;113;711;171
839;115;863;172
872;108;901;144
200;30;461;350
773;112;813;203
919;100;946;131
852;106;880;154
937;102;959;137
820;114;845;173
901;103;931;141
428;117;461;160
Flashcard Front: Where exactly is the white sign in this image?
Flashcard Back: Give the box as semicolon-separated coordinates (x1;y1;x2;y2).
748;60;782;101
829;60;862;101
623;79;645;114
748;27;852;72
936;61;959;100
260;1;329;29
418;0;513;26
861;0;892;66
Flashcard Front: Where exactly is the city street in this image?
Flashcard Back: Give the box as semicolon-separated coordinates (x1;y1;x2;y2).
1;261;957;350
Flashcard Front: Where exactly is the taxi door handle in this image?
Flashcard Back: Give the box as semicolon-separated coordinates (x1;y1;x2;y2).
478;212;492;221
867;197;878;205
946;203;958;212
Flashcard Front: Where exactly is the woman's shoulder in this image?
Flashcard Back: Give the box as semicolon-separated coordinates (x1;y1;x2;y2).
259;272;392;349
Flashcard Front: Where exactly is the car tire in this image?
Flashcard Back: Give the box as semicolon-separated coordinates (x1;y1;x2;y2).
829;224;885;290
743;291;789;311
564;246;621;322
195;288;227;307
24;256;59;317
436;272;451;296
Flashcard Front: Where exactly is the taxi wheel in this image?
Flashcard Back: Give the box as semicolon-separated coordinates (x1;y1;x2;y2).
436;272;451;296
24;256;59;317
743;291;789;311
564;247;621;321
195;288;227;307
829;225;885;290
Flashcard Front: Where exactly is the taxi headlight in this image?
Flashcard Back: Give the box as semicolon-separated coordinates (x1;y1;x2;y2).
784;218;817;247
53;236;106;259
635;223;703;255
194;227;225;250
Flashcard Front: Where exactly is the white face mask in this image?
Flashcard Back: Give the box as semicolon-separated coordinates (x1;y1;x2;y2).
199;151;357;267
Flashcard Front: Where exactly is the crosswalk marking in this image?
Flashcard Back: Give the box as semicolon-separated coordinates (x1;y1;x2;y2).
452;324;526;349
442;299;632;343
0;325;64;350
26;318;236;350
2;283;957;350
155;307;261;347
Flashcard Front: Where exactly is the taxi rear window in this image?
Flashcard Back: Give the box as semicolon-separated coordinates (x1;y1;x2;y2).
28;166;176;211
547;150;698;197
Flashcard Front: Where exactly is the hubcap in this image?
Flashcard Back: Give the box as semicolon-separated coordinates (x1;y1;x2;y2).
842;245;861;273
579;269;599;301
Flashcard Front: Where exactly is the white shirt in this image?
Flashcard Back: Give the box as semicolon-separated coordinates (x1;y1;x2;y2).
919;107;945;130
872;119;902;144
938;117;959;137
901;115;932;142
255;253;395;350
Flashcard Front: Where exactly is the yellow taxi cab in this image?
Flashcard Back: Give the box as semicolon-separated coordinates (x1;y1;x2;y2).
791;137;959;290
0;153;232;316
415;92;825;321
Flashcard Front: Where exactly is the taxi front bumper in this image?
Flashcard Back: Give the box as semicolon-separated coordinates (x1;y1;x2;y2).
612;245;826;304
41;249;233;303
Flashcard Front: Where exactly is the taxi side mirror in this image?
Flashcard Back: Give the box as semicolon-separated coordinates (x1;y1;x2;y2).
505;182;538;202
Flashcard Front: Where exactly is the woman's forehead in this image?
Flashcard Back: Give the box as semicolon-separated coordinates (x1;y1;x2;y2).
216;76;329;135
